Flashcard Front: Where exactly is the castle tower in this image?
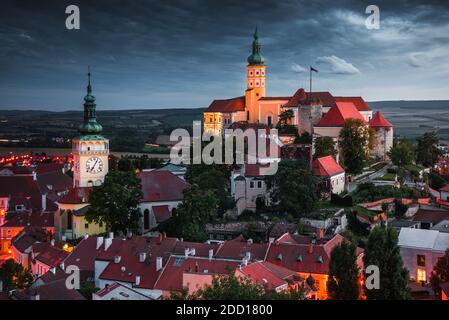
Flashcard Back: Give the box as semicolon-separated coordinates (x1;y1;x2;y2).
245;27;266;123
369;111;393;160
72;70;109;187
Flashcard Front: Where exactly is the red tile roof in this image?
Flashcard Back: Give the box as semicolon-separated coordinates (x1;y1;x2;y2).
441;281;449;298
138;171;187;203
0;176;44;210
11;226;50;253
152;205;171;223
284;89;337;108
316;102;366;127
335;97;371;111
12;279;85;300
33;243;69;267
265;234;360;275
64;236;99;279
312;156;344;177
154;256;239;292
238;261;295;290
369;111;393;128
259;96;291;101
36;163;64;175
206;97;246;113
215;235;269;261
57;187;92;204
412;209;449;224
440;185;449;192
2;211;54;228
97;236;178;289
171;241;219;258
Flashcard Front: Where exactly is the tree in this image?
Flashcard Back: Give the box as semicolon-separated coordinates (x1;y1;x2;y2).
416;132;441;167
314;136;337;159
295;131;312;144
267;160;317;217
117;157;135;172
197;273;305;300
363;226;410;300
388;141;414;167
428;172;447;190
0;259;33;292
185;164;234;217
327;241;360;300
86;171;143;235
78;280;99;300
430;249;449;298
276;109;298;135
175;184;219;242
339;119;373;175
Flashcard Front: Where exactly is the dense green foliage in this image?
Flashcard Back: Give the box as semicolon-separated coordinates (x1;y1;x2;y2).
363;226;410;300
388;141;414;167
339;119;373;175
0;259;33;292
327;241;360;300
430;249;449;297
416;132;441;167
86;171;143;235
314;136;337;159
352;182;420;203
267;160;318;217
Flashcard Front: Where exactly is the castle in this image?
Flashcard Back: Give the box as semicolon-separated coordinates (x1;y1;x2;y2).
203;28;393;161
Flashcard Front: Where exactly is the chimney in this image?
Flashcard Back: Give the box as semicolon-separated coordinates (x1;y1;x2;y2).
242;257;248;266
50;267;56;275
318;228;324;240
50;239;55;246
32;171;37;181
109;232;114;239
139;252;146;263
60;262;65;271
96;237;104;250
114;256;121;264
208;249;214;261
308;243;313;254
135;276;141;286
84;234;89;239
245;251;251;261
0;280;3;292
247;238;253;244
156;257;163;271
104;237;112;251
158;233;163;243
163;232;167;239
31;293;40;300
41;194;46;211
120;266;126;273
194;262;199;273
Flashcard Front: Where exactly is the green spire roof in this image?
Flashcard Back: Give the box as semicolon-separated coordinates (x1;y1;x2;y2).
78;68;103;135
247;26;265;66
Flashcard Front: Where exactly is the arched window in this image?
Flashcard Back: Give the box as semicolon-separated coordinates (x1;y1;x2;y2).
143;209;150;230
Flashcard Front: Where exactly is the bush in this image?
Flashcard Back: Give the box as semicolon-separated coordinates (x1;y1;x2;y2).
331;193;353;206
387;168;398;174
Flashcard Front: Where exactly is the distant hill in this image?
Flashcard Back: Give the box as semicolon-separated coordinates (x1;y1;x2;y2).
368;100;449;109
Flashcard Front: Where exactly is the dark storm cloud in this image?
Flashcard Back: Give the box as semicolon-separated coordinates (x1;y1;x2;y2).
0;0;448;110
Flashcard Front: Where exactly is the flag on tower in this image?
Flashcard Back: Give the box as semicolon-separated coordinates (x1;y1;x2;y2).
311;66;318;73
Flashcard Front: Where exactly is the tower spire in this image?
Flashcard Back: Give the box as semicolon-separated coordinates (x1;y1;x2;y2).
78;67;103;135
247;26;265;66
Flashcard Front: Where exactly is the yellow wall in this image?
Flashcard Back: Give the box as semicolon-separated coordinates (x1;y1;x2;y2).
73;215;105;239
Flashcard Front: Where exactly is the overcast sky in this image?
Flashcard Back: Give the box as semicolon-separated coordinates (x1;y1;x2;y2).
1;0;449;111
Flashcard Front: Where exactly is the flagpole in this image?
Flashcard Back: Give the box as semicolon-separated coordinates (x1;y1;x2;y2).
309;66;312;102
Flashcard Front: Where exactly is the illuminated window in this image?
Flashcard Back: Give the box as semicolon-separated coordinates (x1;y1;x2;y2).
417;269;426;282
417;255;426;267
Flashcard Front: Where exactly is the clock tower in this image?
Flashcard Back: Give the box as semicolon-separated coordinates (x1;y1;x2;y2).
72;70;109;187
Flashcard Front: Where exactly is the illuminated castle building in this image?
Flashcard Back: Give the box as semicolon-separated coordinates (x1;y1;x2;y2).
203;28;393;160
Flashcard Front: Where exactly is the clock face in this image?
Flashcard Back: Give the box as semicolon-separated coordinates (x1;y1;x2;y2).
86;157;103;174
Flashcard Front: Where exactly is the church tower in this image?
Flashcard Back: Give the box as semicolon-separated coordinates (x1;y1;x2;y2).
72;70;109;187
245;27;266;123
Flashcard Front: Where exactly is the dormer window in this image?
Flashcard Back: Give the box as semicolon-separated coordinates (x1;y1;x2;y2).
15;204;25;211
296;255;303;262
317;256;323;263
276;253;283;261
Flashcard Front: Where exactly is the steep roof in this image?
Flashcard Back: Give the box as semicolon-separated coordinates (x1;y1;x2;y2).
316;102;366;127
412;208;449;225
138;170;187;202
238;261;295;290
64;236;99;279
2;211;54;228
0;176;44;210
205;96;246;113
215;235;269;261
33;243;69;267
312;156;344;177
57;187;92;205
440;185;449;192
11;226;50;253
154;256;239;292
284;89;336;108
12;279;85;300
334;96;371;111
265;234;359;275
399;228;449;252
369;111;393;128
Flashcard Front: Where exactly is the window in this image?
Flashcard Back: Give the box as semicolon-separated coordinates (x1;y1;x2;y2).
250;181;255;189
267;116;272;127
84;223;89;229
417;269;426;282
7;229;11;237
417;255;426;267
257;181;263;188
